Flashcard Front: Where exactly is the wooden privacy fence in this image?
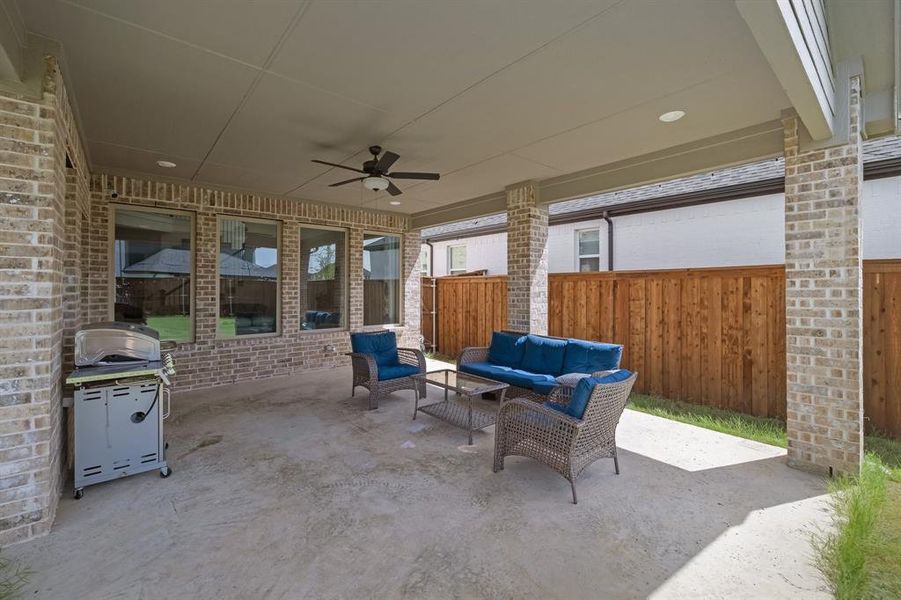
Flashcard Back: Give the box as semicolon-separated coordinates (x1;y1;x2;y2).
425;261;901;438
864;261;901;438
549;266;786;419
429;276;507;357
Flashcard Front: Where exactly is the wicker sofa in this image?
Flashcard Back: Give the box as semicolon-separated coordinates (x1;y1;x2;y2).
349;330;426;410
457;331;623;400
494;370;638;503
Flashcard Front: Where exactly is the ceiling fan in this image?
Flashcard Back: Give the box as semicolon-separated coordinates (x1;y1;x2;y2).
312;145;440;196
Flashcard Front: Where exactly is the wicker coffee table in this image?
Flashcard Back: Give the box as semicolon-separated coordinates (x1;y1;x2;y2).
411;369;509;445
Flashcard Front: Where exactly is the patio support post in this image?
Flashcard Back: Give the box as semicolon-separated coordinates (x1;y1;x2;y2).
505;180;548;334
783;74;864;476
401;228;423;348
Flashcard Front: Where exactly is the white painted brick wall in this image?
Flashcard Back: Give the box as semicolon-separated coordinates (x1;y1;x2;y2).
427;177;901;273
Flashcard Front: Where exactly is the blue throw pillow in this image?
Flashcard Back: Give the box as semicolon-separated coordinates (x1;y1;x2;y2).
350;331;399;367
487;331;526;368
549;369;634;419
561;339;623;374
520;334;567;376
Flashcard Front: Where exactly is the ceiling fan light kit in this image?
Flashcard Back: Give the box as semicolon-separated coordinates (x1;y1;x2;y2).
363;176;389;192
312;145;440;197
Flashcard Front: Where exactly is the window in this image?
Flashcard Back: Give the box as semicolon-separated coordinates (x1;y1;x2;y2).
447;245;467;275
300;227;346;330
577;229;601;272
113;206;193;342
218;217;279;337
363;233;401;325
419;244;431;277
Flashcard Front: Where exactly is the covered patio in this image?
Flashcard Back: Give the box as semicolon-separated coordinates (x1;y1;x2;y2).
9;359;829;598
0;0;897;597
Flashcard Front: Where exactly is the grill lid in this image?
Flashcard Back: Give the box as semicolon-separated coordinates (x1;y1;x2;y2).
74;322;161;367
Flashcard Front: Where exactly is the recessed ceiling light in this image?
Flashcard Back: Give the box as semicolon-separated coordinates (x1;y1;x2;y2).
156;160;177;168
658;110;686;123
389;200;401;206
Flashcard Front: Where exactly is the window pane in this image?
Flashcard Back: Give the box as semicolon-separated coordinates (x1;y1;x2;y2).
300;228;345;330
579;257;600;272
363;233;400;325
219;218;279;336
449;246;466;272
578;229;600;256
114;208;192;342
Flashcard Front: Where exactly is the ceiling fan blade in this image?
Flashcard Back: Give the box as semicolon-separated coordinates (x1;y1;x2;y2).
311;159;365;174
388;171;440;180
328;176;366;187
376;150;399;173
386;181;402;196
329;177;366;187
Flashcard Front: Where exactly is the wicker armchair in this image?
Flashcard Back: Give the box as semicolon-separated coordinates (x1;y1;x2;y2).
349;332;426;410
493;371;637;503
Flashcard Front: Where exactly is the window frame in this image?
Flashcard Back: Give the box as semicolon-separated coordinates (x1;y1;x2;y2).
298;224;349;334
215;214;283;340
362;230;403;328
447;244;467;275
108;203;196;344
575;227;602;273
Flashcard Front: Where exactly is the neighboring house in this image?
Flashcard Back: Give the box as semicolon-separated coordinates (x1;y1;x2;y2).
422;136;901;275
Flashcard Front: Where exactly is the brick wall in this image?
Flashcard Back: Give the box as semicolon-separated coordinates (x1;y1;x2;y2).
87;174;421;393
505;181;548;334
783;76;864;475
0;57;87;545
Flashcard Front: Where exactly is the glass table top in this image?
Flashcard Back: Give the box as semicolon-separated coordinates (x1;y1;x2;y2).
413;369;509;395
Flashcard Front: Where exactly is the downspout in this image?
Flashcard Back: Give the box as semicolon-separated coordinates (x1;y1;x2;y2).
602;212;614;271
424;240;437;352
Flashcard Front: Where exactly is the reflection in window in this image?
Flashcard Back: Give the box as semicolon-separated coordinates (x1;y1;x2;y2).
363;233;400;325
113;207;193;342
300;227;346;330
218;218;279;337
577;229;601;272
448;245;466;274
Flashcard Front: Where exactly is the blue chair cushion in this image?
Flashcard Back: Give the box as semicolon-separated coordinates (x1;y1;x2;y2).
487;331;526;368
548;369;634;419
459;362;556;391
350;331;399;368
561;339;623;375
520;335;567;376
377;363;419;381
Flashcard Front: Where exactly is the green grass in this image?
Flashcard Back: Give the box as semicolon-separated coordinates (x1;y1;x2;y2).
625;393;901;599
217;317;236;338
627;393;789;448
816;454;901;599
145;315;191;342
425;351;456;364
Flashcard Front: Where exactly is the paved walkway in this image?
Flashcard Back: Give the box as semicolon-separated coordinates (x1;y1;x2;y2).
10;365;831;599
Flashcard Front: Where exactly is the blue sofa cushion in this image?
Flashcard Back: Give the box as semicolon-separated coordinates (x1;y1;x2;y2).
520;335;567;376
459;362;556;391
561;339;623;375
378;363;419;381
487;331;526;368
350;331;399;368
548;369;634;419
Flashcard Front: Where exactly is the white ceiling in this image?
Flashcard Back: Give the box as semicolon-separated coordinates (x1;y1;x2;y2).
19;0;792;214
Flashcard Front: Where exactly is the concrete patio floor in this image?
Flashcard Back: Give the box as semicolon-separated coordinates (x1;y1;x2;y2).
10;361;832;599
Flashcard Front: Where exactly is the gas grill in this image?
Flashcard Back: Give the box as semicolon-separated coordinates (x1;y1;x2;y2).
66;322;176;499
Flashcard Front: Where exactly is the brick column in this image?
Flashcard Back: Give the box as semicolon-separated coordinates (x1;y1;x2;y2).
400;228;422;348
506;180;548;334
347;227;364;331
783;76;864;475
